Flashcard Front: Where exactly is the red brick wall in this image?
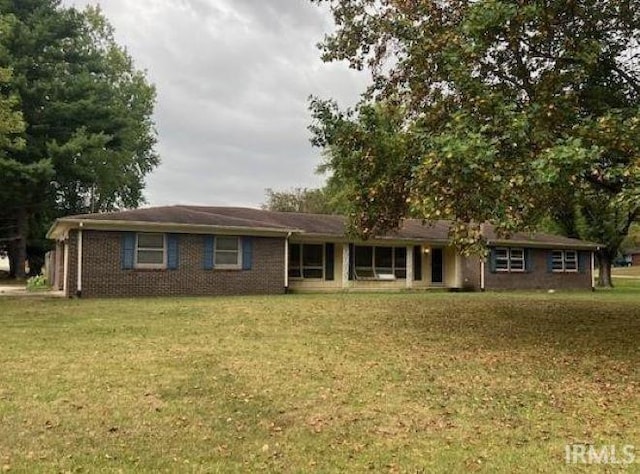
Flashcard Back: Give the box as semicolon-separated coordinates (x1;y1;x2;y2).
632;254;640;266
461;255;482;290
484;248;592;290
67;230;285;298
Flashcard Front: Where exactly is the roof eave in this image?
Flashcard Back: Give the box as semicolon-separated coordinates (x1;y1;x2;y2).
47;218;301;239
291;232;451;245
487;239;601;250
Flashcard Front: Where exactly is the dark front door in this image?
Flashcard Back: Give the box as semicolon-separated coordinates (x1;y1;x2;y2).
431;248;443;284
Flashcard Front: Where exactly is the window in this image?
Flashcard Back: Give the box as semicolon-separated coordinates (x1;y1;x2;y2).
552;250;578;272
288;243;324;279
215;236;241;268
394;247;407;279
136;233;165;268
375;247;393;276
355;246;408;280
289;243;302;278
355;246;375;278
494;247;526;272
302;244;324;278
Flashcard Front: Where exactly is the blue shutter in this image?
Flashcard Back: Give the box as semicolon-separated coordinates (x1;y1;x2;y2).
203;235;215;270
242;237;253;270
547;251;554;273
325;243;335;281
525;249;533;272
578;251;589;273
167;234;179;270
121;233;135;270
489;248;497;273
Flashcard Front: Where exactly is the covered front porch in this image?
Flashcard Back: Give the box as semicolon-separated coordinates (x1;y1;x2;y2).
285;239;464;292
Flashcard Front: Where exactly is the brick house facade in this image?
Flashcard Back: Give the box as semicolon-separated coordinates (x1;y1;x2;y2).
62;230;285;298
47;206;600;297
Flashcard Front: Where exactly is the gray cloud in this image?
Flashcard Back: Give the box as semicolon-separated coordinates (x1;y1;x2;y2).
62;0;368;208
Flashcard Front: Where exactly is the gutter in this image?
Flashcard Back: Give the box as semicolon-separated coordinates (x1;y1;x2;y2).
289;233;451;246
47;218;301;240
486;240;601;251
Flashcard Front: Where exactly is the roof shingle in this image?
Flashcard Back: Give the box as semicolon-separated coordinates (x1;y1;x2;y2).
57;205;600;248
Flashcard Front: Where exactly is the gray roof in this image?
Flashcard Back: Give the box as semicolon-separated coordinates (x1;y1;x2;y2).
56;205;600;248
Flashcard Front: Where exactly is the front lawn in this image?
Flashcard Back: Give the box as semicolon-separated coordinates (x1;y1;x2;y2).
0;291;638;472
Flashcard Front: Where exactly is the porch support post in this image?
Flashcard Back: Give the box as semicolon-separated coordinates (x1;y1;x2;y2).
406;245;413;289
54;240;62;290
63;237;69;297
341;243;350;288
454;251;463;289
284;233;290;292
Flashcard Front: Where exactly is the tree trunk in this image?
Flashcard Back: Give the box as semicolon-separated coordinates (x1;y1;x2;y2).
7;240;18;279
27;246;45;276
9;207;29;280
597;251;614;288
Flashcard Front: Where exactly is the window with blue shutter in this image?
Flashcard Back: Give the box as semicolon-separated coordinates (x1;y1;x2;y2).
203;235;215;270
242;237;253;270
167;234;179;270
121;233;135;270
525;249;533;272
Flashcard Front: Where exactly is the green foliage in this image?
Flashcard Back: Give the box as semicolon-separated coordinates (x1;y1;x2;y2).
310;0;640;257
0;0;158;276
621;223;640;252
25;272;47;291
262;187;343;214
311;100;419;235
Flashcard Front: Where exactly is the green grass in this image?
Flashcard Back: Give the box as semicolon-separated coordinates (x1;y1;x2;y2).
612;266;640;278
0;290;639;472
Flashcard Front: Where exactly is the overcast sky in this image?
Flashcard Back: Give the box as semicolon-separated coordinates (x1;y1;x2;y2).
61;0;368;208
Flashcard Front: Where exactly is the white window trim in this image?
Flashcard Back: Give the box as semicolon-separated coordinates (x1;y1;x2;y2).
288;243;324;280
495;247;526;273
135;233;167;269
215;236;242;270
552;250;578;273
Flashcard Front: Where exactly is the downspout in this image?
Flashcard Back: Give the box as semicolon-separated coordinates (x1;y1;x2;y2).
76;222;83;298
480;259;485;292
284;232;291;293
591;248;597;291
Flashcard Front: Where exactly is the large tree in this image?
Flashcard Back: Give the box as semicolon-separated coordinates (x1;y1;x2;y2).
0;0;158;278
262;187;338;214
310;0;640;285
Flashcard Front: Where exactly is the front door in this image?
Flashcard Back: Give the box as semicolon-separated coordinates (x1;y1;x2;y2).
431;248;443;284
